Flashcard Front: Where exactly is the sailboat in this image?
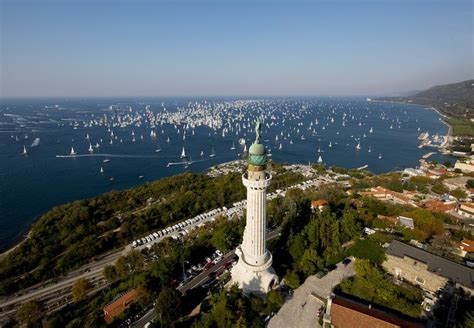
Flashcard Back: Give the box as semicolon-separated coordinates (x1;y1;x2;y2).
368;146;372;153
369;127;373;134
70;147;77;156
328;142;332;148
22;145;27;155
88;143;94;152
279;143;282;150
86;133;90;140
180;147;187;159
230;142;236;150
378;153;383;159
209;148;216;158
317;155;323;163
100;167;104;173
166;137;170;143
200;150;204;157
356;142;361;150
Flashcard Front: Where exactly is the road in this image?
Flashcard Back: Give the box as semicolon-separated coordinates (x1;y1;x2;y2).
132;228;282;328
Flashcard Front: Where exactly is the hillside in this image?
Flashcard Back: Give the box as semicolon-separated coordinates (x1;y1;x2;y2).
377;80;474;137
378;80;473;118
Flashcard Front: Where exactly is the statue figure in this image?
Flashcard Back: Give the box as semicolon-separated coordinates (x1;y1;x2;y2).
255;119;261;144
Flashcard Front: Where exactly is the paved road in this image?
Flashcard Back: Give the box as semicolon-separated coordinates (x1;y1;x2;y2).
268;260;355;328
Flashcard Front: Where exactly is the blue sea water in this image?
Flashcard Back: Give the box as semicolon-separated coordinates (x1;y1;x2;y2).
0;97;449;251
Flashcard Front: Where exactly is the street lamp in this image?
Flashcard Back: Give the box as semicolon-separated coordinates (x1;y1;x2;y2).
182;260;190;281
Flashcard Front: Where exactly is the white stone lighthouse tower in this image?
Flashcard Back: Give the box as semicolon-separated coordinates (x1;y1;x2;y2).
231;120;278;294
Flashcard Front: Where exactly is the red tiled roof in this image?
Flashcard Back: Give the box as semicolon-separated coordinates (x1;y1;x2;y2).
104;289;139;323
330;297;423;328
311;200;328;207
460;239;474;253
421;200;457;213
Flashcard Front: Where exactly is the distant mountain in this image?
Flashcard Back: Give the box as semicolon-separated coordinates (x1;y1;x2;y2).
377;80;474;118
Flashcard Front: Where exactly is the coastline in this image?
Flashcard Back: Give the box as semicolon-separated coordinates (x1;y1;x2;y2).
0;231;31;260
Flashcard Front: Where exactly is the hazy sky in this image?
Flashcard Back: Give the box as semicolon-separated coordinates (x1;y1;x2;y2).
1;0;472;97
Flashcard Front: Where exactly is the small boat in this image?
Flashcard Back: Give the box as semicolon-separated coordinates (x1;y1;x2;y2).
317;155;323;163
369;127;373;134
22;146;27;155
356;142;361;150
88;144;94;152
103;158;111;163
378;153;382;159
70;147;77;156
167;137;170;143
279;143;282;150
180;147;187;159
230;142;236;150
328;142;332;148
86;133;90;140
209;148;216;158
138;175;144;179
100;167;104;173
200;150;204;156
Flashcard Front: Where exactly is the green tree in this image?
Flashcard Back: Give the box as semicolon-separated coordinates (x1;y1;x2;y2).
451;188;467;200
349;239;386;264
283;270;300;289
103;265;117;283
71;277;90;302
16;300;44;326
467;180;474;189
155;287;182;327
299;249;320;276
266;290;284;314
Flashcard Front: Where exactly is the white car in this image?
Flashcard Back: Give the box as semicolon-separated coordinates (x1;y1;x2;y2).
215;250;223;257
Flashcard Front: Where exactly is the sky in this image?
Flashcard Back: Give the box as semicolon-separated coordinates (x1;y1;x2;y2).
1;0;472;97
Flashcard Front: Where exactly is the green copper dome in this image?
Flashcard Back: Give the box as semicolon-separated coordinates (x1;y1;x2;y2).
248;120;267;166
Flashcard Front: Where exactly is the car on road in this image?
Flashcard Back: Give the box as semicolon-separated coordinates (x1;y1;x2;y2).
342;258;352;266
203;261;214;271
215;249;223;257
327;264;337;271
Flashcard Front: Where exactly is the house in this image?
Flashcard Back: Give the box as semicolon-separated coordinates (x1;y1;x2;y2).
323;294;423;328
383;240;474;294
443;176;470;191
457;202;474;219
454;159;474;173
103;289;139;323
419;200;457;214
311;199;328;212
398;216;415;230
459;239;474;257
360;187;417;207
403;168;424;177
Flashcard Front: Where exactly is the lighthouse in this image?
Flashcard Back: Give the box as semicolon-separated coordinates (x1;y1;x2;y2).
230;120;278;294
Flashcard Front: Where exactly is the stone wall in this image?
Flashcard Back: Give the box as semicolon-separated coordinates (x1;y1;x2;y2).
382;255;448;293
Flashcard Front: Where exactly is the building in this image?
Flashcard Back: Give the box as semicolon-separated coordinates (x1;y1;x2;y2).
231;121;278;294
442;176;470;191
419;200;457;214
454;159;474;173
323;294;423;328
459;239;474;257
457;202;474;219
398;216;415;229
383;240;474;294
360;187;417;207
103;289;139;323
311;199;329;212
403;168;425;177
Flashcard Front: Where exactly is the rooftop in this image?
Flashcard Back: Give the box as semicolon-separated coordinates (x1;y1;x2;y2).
386;240;474;288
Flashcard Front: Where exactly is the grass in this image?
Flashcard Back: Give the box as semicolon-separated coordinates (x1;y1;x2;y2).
446;117;474;137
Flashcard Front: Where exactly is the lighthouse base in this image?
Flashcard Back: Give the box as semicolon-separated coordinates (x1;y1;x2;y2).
230;246;279;295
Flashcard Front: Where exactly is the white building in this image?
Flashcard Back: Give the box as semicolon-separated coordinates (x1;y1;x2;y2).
231;121;278;294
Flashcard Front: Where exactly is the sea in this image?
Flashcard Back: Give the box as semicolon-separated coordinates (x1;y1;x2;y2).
0;97;450;252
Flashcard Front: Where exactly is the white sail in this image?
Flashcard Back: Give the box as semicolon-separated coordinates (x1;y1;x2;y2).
22;146;27;155
181;147;187;158
70;147;76;156
317;155;323;163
